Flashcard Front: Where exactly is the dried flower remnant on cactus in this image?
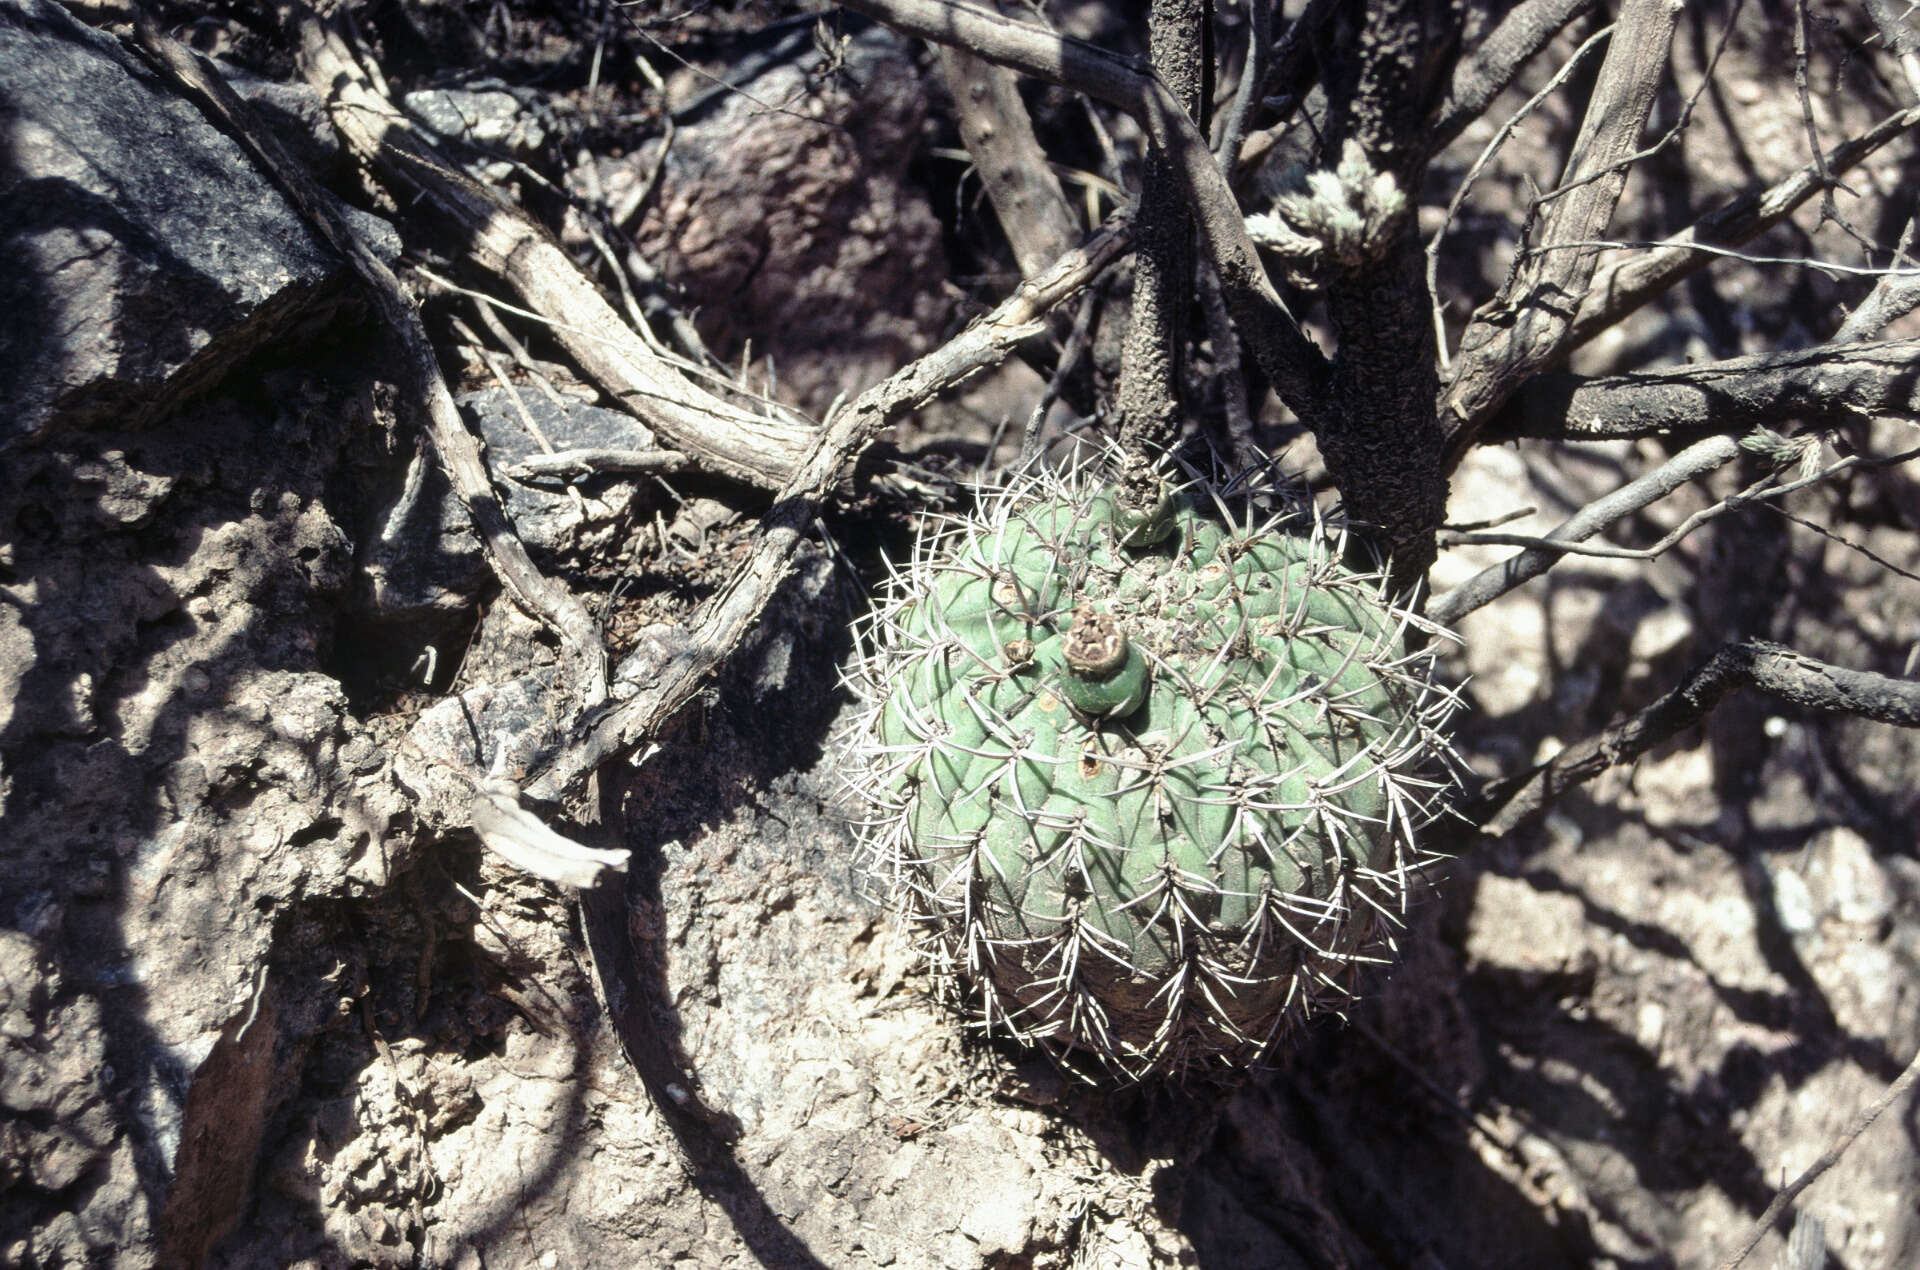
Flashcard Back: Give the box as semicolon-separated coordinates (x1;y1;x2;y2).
845;461;1461;1080
1245;139;1407;291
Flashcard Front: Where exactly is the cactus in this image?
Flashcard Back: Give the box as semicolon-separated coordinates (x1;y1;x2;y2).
846;462;1459;1080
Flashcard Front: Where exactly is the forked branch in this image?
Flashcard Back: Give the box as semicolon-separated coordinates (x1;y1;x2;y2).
836;0;1331;419
1442;0;1680;460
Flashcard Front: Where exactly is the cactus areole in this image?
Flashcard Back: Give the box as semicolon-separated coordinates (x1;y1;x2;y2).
848;470;1456;1080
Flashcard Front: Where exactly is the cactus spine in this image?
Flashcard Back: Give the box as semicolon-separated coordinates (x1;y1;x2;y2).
847;462;1458;1080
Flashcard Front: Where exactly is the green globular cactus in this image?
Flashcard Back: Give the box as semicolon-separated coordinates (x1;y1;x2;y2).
847;465;1459;1080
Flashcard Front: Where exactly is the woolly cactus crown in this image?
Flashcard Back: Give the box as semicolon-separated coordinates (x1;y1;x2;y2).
846;458;1459;1080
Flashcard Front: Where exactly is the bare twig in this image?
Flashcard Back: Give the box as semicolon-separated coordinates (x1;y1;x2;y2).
1441;0;1679;461
1715;1042;1920;1270
1560;104;1920;357
1428;433;1742;627
271;0;816;490
610;51;674;232
131;11;609;706
526;216;1134;799
1478;640;1920;835
1439;438;1920;624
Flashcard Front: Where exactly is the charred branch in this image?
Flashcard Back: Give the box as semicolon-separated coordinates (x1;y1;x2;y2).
1488;338;1920;444
1479;639;1920;835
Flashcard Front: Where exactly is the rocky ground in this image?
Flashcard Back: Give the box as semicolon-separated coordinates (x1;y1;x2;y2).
3;0;1918;1267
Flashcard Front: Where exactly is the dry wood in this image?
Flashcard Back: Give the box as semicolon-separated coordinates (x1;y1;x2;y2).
1478;639;1920;835
837;0;1331;422
526;217;1134;800
1489;337;1920;444
1442;0;1679;460
270;0;816;491
131;11;608;706
934;41;1079;278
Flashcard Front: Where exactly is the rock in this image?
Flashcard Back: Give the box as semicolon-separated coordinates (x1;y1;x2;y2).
1770;864;1819;935
614;22;950;414
360;387;661;623
1806;826;1896;927
0;0;356;441
1463;874;1592;974
0;363;409;1266
403;86;548;184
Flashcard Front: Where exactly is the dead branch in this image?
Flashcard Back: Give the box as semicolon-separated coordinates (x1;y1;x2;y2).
1836;213;1920;341
836;0;1332;422
1716;1040;1920;1270
526;217;1134;801
1489;337;1920;444
1478;640;1920;836
270;0;816;490
1428;22;1617;369
1441;0;1680;457
1561;104;1920;357
1213;0;1271;173
934;39;1079;278
131;12;608;706
509;449;693;481
1427;432;1741;627
1866;0;1920;103
1432;0;1598;149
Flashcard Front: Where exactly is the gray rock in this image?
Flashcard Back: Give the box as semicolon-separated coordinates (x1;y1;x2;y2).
0;0;349;442
403;86;548;152
360;387;661;623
